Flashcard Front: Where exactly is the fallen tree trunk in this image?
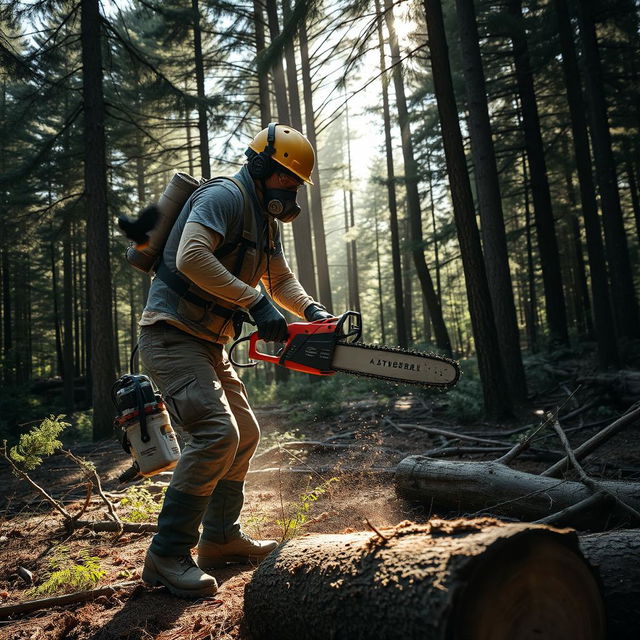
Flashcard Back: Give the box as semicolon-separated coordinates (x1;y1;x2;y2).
395;456;640;529
244;520;605;640
580;530;640;640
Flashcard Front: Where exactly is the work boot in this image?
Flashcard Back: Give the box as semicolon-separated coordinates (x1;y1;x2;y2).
142;549;218;598
197;532;278;569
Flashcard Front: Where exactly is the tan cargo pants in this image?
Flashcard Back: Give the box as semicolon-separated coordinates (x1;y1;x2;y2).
139;321;260;496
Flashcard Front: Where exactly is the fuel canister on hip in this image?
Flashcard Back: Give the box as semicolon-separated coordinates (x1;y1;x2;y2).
112;375;181;477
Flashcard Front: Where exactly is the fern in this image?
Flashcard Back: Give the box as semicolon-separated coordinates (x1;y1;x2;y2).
9;415;69;470
29;546;105;596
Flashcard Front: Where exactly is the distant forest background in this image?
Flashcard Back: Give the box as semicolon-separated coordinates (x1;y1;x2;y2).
1;0;639;440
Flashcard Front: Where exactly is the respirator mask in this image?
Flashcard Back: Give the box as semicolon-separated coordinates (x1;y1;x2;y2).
264;187;301;223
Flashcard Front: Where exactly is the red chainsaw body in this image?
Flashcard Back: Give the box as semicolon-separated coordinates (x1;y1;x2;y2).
248;317;340;375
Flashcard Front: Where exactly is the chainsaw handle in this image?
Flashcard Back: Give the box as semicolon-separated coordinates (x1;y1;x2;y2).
248;332;283;364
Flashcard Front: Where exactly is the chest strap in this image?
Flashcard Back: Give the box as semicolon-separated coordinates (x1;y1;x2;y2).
156;177;251;306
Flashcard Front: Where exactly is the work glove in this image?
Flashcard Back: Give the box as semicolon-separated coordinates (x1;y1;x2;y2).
304;303;334;322
249;295;289;342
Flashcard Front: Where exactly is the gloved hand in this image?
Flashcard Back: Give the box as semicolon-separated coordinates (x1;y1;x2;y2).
249;295;289;342
304;303;334;322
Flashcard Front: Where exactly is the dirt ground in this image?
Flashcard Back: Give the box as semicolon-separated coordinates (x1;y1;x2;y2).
1;378;639;640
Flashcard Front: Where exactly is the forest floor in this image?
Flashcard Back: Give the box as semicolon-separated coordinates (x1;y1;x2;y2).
2;359;640;640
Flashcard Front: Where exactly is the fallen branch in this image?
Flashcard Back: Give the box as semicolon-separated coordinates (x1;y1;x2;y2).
248;466;396;480
551;420;640;525
69;520;157;533
542;403;640;477
1;443;72;521
62;450;122;527
385;423;510;447
253;441;402;462
0;581;139;618
534;492;610;526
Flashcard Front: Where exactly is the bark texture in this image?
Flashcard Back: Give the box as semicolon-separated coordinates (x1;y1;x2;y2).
455;0;527;401
81;0;116;440
395;456;640;528
423;0;511;418
506;0;569;344
383;0;450;354
244;519;605;640
580;530;640;640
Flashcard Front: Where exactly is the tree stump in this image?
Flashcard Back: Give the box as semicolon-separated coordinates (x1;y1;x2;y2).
580;530;640;640
244;519;605;640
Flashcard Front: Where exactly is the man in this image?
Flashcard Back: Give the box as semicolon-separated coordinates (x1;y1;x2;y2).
138;123;330;598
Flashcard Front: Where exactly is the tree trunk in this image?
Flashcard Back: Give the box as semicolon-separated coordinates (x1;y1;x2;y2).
580;530;640;640
265;0;290;123
423;0;511;418
575;0;639;339
192;0;210;179
506;0;569;345
375;0;406;347
51;242;64;377
344;99;360;314
253;0;271;128
282;0;317;300
384;0;451;355
402;216;413;343
454;0;526;402
521;148;538;352
395;456;640;528
622;140;640;242
2;247;12;385
299;18;332;312
81;0;116;440
553;0;618;367
245;521;605;639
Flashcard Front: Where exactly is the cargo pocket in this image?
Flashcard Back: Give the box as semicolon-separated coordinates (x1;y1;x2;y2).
164;375;212;430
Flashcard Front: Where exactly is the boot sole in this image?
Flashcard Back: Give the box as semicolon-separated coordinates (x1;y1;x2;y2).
142;567;218;598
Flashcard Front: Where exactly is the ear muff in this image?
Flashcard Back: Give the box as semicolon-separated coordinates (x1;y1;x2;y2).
248;122;278;179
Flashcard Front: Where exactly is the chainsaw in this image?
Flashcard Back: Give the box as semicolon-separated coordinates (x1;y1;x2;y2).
229;311;460;389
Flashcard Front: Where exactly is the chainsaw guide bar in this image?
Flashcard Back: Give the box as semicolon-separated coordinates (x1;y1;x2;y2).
229;311;461;390
331;341;460;389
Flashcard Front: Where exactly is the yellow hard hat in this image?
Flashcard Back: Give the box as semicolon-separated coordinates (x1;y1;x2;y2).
247;123;315;185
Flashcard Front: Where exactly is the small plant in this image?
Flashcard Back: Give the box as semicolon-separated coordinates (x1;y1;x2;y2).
277;477;338;540
258;429;304;452
2;416;122;527
119;482;165;522
28;545;105;596
9;415;68;470
243;512;270;539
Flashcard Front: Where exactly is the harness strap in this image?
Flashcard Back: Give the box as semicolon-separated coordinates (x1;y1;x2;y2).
155;176;256;318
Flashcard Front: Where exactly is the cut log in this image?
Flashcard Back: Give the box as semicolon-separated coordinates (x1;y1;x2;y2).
580;530;640;640
395;456;640;528
244;519;605;640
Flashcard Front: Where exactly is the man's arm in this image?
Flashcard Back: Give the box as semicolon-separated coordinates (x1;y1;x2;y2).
176;221;262;308
260;253;319;318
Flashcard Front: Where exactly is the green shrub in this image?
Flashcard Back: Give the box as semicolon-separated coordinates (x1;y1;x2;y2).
9;415;69;470
29;546;105;596
277;476;338;539
119;482;165;523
